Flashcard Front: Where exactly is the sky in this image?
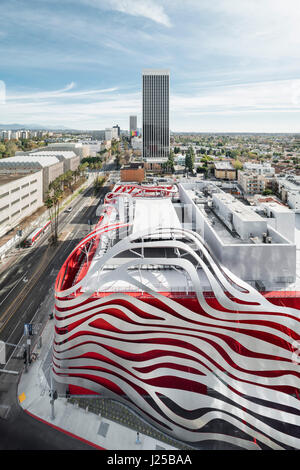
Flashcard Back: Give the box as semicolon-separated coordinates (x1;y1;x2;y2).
0;0;300;132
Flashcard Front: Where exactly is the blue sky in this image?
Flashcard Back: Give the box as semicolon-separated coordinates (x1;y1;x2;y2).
0;0;300;132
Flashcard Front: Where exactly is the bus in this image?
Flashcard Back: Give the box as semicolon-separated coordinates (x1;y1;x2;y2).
23;221;51;247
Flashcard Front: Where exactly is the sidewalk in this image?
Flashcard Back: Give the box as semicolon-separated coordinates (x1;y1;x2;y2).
17;318;178;451
0;176;91;276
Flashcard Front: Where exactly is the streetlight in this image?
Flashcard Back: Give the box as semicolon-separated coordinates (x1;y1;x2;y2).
49;366;58;420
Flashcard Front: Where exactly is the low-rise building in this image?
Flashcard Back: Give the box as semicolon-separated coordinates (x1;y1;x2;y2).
214;161;236;180
39;143;90;160
25;150;80;172
277;176;300;212
178;181;296;286
131;137;142;150
238;170;270;195
0;156;64;200
120;163;145;184
243;162;275;176
0;171;43;237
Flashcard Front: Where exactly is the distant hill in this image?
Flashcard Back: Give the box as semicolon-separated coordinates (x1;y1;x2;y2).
0;123;72;131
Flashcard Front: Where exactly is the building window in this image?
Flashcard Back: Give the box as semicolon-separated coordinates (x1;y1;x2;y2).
11;187;20;193
0;217;9;225
0;204;9;212
21;183;29;189
0;192;9;199
12;210;20;217
11;198;20;205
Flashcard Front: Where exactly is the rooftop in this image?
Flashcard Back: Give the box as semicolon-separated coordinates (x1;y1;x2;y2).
132;198;181;237
0;156;60;167
212;192;265;223
0;173;36;185
28;151;77;159
214;162;235;170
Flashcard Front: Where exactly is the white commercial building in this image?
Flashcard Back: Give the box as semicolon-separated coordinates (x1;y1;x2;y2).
25;150;80;172
0;171;43;237
178;181;296;287
1;130;12;140
0;156;64;200
131;136;142;150
277;176;300;213
78;141;101;157
253;201;295;243
243;162;275;176
37;143;90;160
105;127;119;141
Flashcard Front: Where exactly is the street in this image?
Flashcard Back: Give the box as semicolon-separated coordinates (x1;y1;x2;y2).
0;177;110;449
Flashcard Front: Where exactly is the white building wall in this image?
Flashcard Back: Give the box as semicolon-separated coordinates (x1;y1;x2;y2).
178;183;296;284
259;203;295;242
0;171;43;237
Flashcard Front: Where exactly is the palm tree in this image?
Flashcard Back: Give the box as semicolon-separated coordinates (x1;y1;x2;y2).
45;180;63;244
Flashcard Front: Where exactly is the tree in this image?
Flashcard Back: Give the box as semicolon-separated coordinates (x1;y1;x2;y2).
93;176;106;195
262;189;273;196
4;141;18;158
185;146;195;173
111;138;119;156
163;150;175;174
79;162;88;177
0;142;6;157
232;160;243;170
115;150;121;170
45;180;63;244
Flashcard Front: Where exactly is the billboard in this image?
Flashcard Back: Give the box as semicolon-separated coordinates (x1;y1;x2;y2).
131;130;139;137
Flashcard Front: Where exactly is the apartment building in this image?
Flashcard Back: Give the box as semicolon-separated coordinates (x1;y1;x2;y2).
214;161;236;180
238;170;269;195
243;162;275;176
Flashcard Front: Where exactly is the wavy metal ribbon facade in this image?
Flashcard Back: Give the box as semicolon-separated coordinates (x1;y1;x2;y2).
53;184;300;450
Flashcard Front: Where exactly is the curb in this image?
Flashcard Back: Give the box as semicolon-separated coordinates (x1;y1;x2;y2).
24;409;106;450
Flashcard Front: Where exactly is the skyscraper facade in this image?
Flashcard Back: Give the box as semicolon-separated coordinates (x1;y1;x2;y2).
129;115;137;135
113;124;120;137
142;69;169;161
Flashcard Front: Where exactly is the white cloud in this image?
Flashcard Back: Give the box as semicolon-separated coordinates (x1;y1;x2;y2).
2;78;300;130
7;83;119;101
83;0;171;27
171;79;300;113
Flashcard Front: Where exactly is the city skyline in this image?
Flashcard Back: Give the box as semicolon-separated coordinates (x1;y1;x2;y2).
0;0;300;132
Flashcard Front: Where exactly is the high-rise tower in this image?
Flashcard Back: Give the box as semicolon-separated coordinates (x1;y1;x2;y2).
142;69;169;162
129;116;137;136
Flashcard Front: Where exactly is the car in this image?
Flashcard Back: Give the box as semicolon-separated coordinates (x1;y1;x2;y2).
65;207;72;213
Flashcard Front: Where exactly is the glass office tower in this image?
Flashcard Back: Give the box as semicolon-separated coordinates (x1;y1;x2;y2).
142;69;169;161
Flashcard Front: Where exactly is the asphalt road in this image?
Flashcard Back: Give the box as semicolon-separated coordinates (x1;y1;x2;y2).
0;179;110;450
